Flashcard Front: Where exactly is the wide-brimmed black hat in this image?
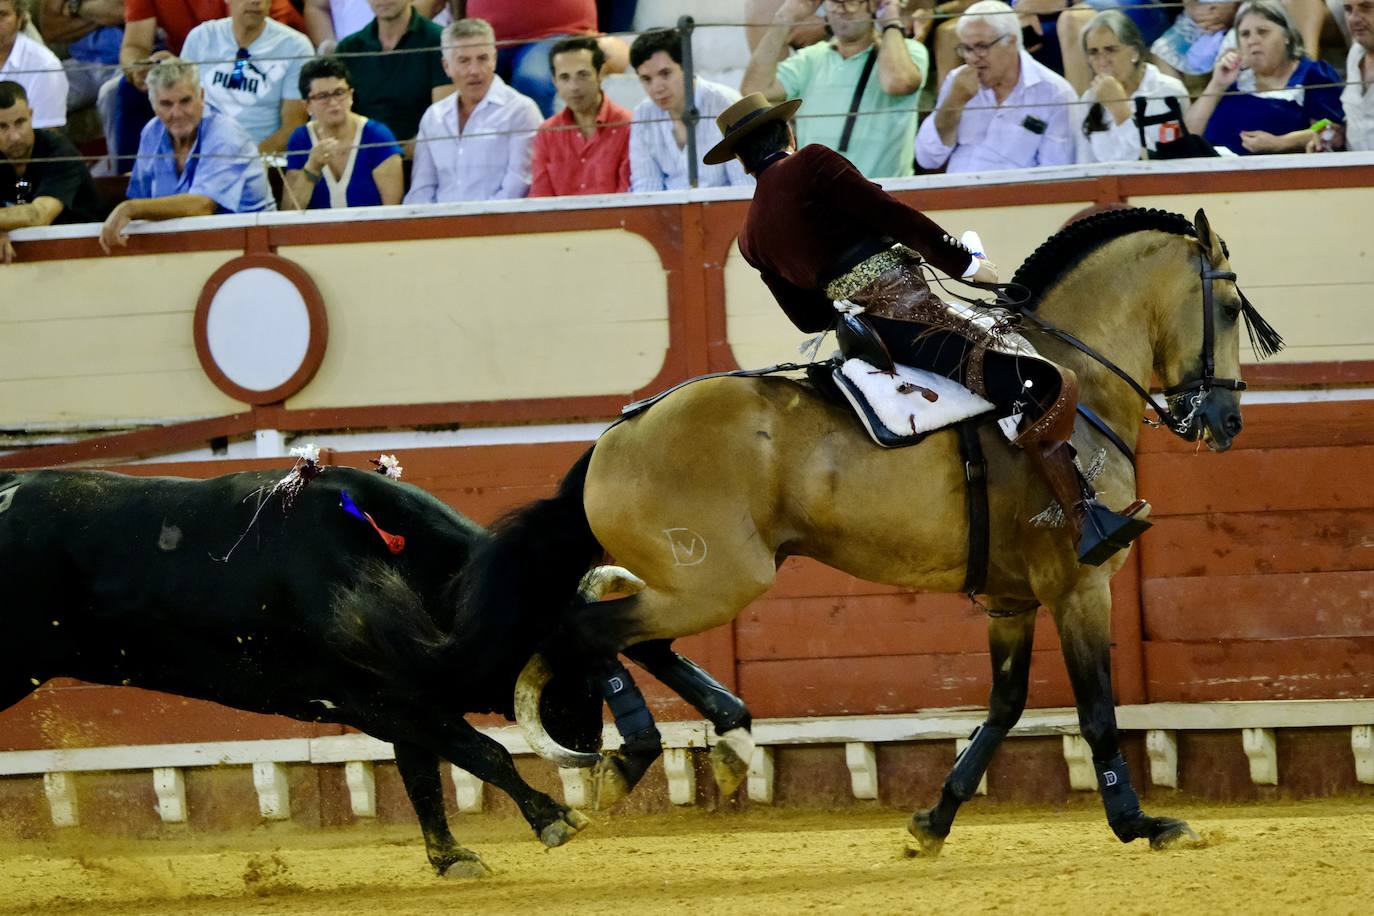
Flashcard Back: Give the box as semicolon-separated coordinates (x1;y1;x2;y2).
703;93;802;165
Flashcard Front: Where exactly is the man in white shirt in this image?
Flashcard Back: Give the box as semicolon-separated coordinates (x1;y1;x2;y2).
628;27;752;191
0;0;68;128
181;0;312;153
1336;0;1373;150
916;0;1076;173
405;17;542;204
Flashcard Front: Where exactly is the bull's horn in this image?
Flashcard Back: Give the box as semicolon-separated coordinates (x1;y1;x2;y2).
514;653;602;769
577;565;645;602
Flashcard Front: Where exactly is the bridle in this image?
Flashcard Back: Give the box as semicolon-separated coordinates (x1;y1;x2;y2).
965;247;1278;458
942;239;1285;463
1021;250;1245;439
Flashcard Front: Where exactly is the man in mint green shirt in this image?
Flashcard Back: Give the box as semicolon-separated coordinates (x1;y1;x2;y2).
742;0;927;178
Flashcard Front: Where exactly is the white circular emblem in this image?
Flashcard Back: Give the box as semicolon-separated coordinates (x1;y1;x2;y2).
194;255;328;405
205;267;311;393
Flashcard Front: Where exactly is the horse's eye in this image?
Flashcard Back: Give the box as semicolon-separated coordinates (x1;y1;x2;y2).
1223;305;1240;322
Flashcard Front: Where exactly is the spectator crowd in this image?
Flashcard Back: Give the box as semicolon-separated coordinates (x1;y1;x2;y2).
1;0;1371;258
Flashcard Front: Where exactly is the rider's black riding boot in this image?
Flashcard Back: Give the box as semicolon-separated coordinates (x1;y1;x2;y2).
1024;440;1152;566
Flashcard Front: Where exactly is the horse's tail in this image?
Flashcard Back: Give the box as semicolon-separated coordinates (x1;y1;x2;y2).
449;447;602;674
328;559;454;692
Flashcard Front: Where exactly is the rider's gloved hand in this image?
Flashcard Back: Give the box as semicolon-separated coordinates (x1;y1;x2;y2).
970;260;999;285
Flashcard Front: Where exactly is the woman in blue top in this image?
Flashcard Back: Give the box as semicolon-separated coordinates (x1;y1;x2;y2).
1183;0;1343;155
283;57;404;210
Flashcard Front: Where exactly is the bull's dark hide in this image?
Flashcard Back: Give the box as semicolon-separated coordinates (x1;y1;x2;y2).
0;466;598;875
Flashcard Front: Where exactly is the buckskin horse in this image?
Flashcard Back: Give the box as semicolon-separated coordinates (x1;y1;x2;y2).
0;462;600;875
462;208;1283;855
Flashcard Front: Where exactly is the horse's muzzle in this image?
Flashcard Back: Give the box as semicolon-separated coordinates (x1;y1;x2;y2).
1198;393;1243;452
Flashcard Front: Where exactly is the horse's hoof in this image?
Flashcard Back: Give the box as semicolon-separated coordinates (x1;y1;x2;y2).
906;810;946;858
539;809;590;848
591;756;631;810
435;849;492;879
710;727;754;798
1148;817;1201;850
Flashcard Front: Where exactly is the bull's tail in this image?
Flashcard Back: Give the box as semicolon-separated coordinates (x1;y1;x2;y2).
449;447;603;677
328;560;452;692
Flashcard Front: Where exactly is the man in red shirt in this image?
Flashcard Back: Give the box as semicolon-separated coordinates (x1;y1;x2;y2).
529;36;629;197
99;0;305;171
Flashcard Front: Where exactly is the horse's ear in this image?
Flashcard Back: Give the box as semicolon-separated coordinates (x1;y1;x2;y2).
1193;209;1226;263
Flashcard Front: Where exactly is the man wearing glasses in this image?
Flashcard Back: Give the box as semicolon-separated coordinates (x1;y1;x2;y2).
0;81;103;264
99;57;272;253
916;0;1076;172
181;0;313;153
742;0;927;178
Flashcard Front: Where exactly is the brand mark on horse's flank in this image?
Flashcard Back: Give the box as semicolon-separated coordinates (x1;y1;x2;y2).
663;528;708;566
0;484;19;514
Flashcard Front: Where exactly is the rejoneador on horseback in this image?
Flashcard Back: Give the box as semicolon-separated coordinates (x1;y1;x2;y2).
714;91;1151;568
459;140;1283;856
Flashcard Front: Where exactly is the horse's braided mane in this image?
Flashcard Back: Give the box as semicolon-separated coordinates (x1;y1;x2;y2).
1010;207;1198;303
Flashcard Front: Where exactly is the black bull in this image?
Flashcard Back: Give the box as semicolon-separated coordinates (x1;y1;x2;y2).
0;466;600;876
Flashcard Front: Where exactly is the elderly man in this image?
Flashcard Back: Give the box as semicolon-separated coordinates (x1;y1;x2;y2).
100;57;271;253
0;0;69;128
1;81;103;263
101;0;304;170
334;0;451;147
742;0;927;178
404;18;542;204
529;35;631;196
916;0;1077;172
181;0;313;152
628;27;750;191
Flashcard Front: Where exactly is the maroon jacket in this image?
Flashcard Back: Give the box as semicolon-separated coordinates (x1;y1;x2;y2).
737;144;973;333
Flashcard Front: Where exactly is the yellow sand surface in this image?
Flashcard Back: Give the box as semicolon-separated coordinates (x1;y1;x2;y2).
1;799;1371;915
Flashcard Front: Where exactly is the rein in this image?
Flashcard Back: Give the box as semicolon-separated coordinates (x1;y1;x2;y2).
955;247;1277;456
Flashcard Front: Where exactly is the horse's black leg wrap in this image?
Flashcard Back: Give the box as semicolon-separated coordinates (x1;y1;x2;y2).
590;659;662;786
625;641;751;735
1097;752;1147;842
948;724;1007;799
922;723;1008;839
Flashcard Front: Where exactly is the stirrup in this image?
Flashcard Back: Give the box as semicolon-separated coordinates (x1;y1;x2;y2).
1078;499;1151;566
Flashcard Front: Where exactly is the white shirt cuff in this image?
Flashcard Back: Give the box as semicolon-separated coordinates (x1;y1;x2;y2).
961;256;981;278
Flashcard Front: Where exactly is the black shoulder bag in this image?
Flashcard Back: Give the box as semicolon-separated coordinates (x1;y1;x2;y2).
1134;95;1218;160
837;47;878;154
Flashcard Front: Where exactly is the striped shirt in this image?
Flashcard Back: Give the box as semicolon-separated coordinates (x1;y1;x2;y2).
628;78;752;192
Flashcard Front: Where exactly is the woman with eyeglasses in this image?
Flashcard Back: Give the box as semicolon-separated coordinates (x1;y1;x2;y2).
282;56;404;209
1074;10;1190;162
1183;0;1343;154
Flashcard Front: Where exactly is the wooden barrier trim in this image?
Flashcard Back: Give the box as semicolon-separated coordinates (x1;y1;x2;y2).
8;700;1374;777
